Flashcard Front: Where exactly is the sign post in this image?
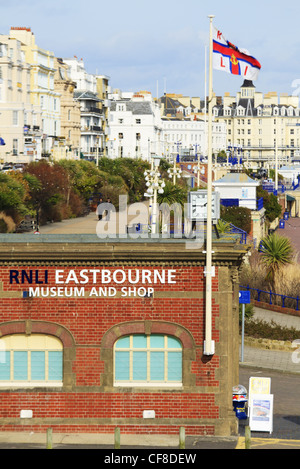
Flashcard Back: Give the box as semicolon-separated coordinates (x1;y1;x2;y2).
239;290;251;362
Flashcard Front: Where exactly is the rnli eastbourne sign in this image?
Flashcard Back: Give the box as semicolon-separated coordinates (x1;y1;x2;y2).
9;268;177;298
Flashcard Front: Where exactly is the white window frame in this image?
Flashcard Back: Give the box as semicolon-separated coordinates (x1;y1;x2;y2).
114;334;182;388
0;334;63;388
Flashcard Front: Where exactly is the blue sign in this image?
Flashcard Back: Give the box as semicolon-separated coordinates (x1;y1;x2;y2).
239;291;251;304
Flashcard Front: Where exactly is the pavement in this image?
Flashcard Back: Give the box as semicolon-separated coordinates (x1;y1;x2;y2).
7;213;300;450
240;306;300;374
277;216;300;254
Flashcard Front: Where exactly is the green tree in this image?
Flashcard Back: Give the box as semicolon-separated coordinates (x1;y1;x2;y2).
260;233;294;287
257;186;282;222
57;159;102;205
157;180;187;206
98;157;150;203
25;161;70;223
0;172;28;222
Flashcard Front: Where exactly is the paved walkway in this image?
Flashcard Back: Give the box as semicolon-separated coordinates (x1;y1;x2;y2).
276;216;300;254
39;206;149;236
39;211;107;235
240;306;300;374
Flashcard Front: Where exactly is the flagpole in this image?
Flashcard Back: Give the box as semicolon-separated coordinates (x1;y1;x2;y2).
204;14;215;356
204;45;207;157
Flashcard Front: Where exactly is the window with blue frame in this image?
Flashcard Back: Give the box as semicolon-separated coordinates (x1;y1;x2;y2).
0;334;63;387
114;334;182;386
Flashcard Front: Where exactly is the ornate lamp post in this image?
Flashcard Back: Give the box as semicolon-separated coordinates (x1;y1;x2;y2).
144;155;165;234
193;155;205;187
167;156;182;184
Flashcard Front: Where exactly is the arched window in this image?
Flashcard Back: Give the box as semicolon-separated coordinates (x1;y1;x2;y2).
114;334;182;387
0;334;63;387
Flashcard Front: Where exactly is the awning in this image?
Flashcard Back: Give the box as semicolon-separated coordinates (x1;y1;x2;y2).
287;194;296;201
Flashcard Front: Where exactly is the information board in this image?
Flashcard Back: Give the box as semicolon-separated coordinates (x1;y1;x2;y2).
249;377;271;400
239;290;251;304
249;394;273;433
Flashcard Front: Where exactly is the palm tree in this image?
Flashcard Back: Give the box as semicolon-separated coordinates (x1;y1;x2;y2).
216;219;237;241
157;180;187;206
156;181;188;234
259;233;294;287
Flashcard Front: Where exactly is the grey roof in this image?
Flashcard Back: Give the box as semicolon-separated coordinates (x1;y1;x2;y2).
110;101;153;115
159;95;190;117
213;172;259;185
74;90;101;102
241;79;255;88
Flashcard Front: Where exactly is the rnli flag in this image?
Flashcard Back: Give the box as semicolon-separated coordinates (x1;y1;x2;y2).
213;27;261;81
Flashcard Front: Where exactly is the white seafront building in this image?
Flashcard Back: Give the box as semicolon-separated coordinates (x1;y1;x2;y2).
108;90;227;161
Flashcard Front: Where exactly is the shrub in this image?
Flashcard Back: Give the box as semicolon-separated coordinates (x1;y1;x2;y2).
239;302;254;322
243;318;299;342
220;205;252;233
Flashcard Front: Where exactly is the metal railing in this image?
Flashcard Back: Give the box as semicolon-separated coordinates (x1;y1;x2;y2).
262;181;300;195
240;285;300;311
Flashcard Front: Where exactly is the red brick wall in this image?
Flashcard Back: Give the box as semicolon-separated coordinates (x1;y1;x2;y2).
0;264;221;436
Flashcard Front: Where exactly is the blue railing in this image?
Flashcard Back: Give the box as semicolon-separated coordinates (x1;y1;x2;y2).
240;285;300;311
229;223;247;244
127;221;253;245
257;197;264;210
263;181;300;195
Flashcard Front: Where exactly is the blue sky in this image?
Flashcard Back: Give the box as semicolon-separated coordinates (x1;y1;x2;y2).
1;0;300;100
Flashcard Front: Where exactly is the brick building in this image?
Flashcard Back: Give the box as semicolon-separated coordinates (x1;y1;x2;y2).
0;235;246;439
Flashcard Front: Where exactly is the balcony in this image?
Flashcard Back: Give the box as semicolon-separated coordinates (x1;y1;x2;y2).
81;125;103;134
81;107;102;115
90;147;104;154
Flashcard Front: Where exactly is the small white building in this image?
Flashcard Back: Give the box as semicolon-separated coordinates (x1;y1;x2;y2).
277;165;300;182
109;91;162;160
213;172;259;210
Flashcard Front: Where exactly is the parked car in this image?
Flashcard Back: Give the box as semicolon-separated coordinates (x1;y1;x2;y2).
1;165;14;172
15;218;36;233
13;164;24;172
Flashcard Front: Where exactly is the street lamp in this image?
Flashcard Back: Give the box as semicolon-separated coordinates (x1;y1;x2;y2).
167;156;182;184
144;155;165;234
193;155;205;187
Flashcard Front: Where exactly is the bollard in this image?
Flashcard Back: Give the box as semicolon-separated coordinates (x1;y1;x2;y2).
245;425;251;449
179;427;185;449
114;427;120;449
46;427;53;449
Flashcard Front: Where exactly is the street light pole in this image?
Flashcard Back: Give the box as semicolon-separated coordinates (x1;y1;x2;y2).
193;154;205;187
167;155;182;184
144;155;165;234
204;14;215;356
96;136;99;167
275;117;278;191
